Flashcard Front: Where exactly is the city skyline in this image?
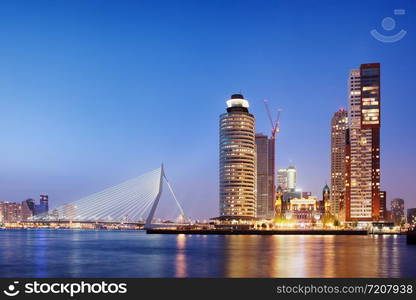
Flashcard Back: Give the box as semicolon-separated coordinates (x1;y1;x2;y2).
0;0;415;219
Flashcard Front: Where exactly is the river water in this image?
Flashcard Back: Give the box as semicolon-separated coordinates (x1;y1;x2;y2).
0;230;415;277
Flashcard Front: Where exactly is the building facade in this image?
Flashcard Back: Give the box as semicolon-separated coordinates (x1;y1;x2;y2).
322;184;331;213
21;200;33;221
391;198;405;225
0;202;23;223
278;166;296;191
255;133;275;219
277;168;288;190
219;94;256;219
345;63;381;221
330;109;348;218
287;166;296;190
35;194;49;215
407;208;416;226
379;190;387;220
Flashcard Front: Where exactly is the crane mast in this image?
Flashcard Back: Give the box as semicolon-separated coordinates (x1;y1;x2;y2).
263;99;281;139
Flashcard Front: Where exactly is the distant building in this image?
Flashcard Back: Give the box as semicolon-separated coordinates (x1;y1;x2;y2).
322;184;331;213
287;166;296;190
407;208;416;225
23;198;36;215
282;189;301;203
21;200;33;221
277;169;288;190
330;109;348;218
278;166;296;191
219;94;256;219
0;202;22;223
34;194;49;215
391;198;405;225
40;194;48;209
255;133;275;219
302;191;312;199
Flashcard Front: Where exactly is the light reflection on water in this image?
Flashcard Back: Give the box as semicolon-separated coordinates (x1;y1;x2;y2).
0;230;415;278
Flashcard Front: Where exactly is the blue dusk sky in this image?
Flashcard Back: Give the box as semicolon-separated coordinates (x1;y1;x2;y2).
0;0;415;219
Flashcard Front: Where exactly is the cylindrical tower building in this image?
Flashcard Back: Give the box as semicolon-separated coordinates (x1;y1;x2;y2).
219;94;256;218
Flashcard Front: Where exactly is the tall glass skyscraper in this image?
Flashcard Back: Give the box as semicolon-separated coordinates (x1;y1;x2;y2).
219;94;256;218
345;63;381;221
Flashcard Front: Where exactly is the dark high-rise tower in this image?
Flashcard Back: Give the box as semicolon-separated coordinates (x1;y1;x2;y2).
219;94;256;218
255;133;275;219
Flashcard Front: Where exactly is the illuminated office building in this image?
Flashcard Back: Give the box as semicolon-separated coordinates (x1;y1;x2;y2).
287;166;296;190
330;109;348;218
277;168;288;190
219;94;256;218
278;166;296;191
0;202;22;223
345;63;381;221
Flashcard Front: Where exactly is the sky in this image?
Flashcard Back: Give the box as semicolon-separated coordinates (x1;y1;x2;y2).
0;0;415;219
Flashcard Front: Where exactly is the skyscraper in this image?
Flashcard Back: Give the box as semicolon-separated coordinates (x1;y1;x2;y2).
345;63;381;221
255;133;275;219
277;168;288;190
391;198;405;225
35;194;49;215
330;109;348;218
287;166;296;190
277;166;296;191
219;94;256;218
40;194;49;212
21;200;33;221
23;198;36;215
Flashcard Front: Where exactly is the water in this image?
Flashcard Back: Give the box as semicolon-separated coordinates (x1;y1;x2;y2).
0;230;415;277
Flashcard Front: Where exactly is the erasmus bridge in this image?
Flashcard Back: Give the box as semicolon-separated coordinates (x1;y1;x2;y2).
30;165;187;228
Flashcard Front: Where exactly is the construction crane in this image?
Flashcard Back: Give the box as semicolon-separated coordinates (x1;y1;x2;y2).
263;99;281;139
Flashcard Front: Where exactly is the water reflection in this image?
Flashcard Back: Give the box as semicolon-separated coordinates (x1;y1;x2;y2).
218;235;412;277
175;234;187;277
1;231;415;277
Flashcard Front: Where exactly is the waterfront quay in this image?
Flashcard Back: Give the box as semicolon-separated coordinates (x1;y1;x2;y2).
146;228;369;235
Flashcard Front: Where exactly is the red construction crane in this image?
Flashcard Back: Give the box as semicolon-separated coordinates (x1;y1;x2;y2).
263;99;282;139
